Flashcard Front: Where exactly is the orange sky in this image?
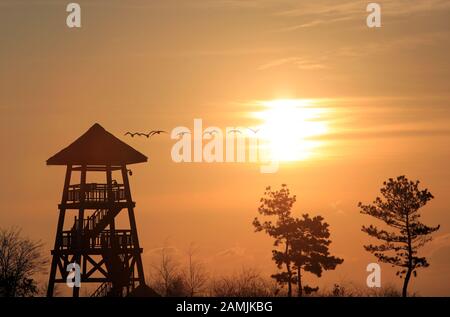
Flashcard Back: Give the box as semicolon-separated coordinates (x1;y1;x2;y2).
0;0;449;296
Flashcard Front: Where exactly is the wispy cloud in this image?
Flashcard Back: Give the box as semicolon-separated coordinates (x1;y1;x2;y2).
333;31;448;57
258;57;326;70
193;0;275;9
258;30;447;71
276;1;362;19
276;16;354;32
315;128;450;141
275;0;450;30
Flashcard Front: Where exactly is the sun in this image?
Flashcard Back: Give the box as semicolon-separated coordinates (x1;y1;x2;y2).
254;99;329;162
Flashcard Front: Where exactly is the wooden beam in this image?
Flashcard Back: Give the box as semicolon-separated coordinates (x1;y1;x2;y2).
73;164;86;297
72;165;122;171
58;201;134;210
85;255;108;278
47;165;72;297
121;164;146;286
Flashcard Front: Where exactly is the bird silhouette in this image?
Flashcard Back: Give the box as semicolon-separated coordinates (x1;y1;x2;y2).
176;131;191;137
247;127;260;134
203;129;219;136
124;130;168;138
228;129;242;134
124;132;141;137
148;130;168;137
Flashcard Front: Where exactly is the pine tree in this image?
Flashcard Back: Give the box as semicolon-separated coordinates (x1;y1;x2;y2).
290;214;343;297
253;184;297;297
254;185;343;297
359;176;440;297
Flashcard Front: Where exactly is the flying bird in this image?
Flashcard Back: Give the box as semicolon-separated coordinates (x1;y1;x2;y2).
247;128;260;134
176;131;191;137
136;132;152;138
203;129;219;136
124;132;141;137
124;130;168;138
148;130;168;137
227;129;242;134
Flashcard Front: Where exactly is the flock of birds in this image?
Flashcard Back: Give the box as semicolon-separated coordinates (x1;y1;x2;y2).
124;130;167;138
124;128;261;139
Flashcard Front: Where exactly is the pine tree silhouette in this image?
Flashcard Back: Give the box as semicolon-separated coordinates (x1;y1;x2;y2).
359;176;440;297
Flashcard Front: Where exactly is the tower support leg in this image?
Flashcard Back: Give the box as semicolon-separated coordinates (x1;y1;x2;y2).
47;165;72;297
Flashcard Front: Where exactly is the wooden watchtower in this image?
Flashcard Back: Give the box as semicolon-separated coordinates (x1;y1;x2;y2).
46;123;147;297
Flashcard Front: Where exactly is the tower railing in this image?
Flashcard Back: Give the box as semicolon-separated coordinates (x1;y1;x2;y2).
72;209;108;232
66;183;126;203
60;229;134;250
91;282;113;297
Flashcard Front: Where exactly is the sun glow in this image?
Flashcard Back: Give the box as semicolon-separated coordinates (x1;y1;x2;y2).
254;99;329;162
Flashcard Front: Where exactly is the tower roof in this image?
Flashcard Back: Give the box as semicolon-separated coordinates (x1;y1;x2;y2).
47;123;148;166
